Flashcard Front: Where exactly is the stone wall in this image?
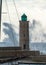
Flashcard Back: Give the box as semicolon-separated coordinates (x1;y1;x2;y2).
0;50;40;57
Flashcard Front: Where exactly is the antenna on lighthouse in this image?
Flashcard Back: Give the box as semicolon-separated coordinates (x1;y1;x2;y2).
0;0;2;39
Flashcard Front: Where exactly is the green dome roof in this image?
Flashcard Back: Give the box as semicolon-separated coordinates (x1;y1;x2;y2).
21;14;27;21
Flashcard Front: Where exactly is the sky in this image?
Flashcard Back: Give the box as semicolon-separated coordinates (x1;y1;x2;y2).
0;0;1;37
1;0;46;41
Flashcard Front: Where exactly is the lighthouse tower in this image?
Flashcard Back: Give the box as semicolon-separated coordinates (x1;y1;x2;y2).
19;14;29;50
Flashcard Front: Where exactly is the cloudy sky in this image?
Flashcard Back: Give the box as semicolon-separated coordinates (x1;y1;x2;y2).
1;0;46;41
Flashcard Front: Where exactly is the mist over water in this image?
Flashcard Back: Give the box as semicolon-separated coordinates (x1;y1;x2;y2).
30;43;46;54
0;63;46;65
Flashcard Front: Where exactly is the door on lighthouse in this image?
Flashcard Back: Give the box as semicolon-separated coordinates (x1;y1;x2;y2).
24;44;26;49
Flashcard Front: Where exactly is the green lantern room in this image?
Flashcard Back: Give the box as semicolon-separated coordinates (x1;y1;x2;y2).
21;14;27;21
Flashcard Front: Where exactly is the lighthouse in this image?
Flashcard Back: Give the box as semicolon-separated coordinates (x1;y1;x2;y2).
19;14;29;50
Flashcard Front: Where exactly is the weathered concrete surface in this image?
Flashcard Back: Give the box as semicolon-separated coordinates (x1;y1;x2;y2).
0;50;40;57
22;55;46;62
0;47;46;63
